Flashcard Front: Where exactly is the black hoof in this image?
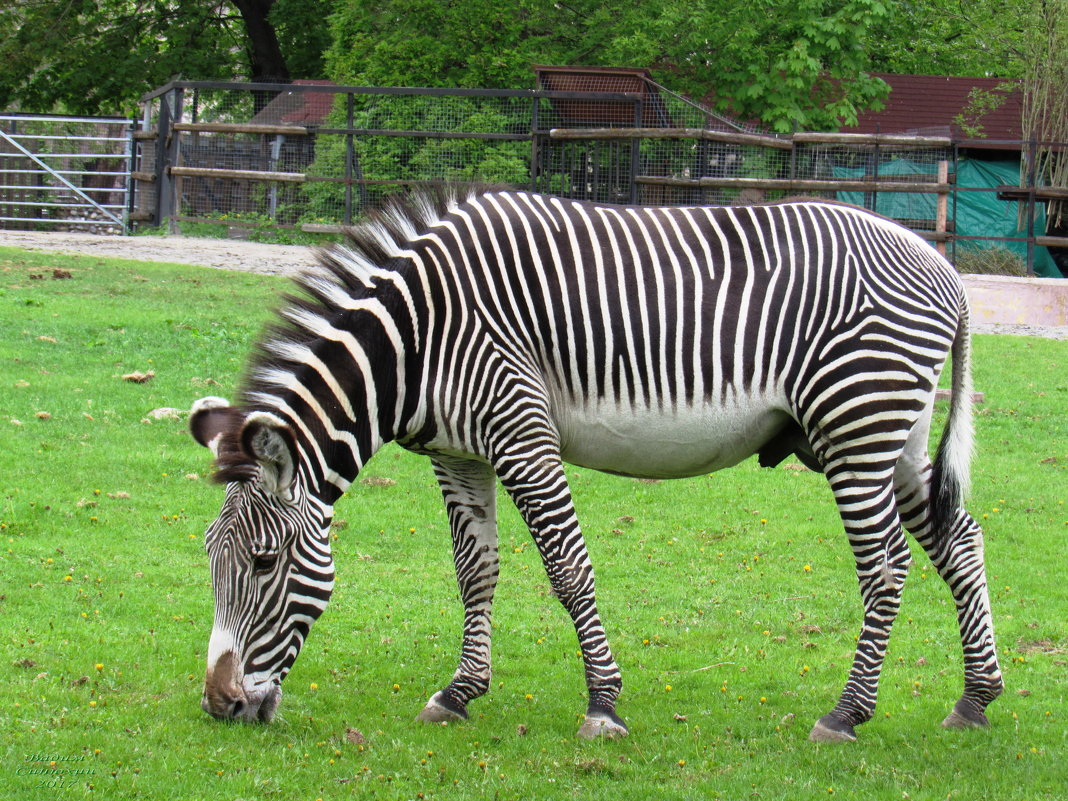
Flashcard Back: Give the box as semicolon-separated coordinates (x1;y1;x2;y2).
809;713;857;743
942;697;990;729
416;690;469;723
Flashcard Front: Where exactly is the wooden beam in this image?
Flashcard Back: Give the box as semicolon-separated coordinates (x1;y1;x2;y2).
635;175;953;194
936;160;949;257
168;166;306;182
792;131;952;148
549;127;794;150
1035;235;1068;248
996;184;1068;201
172;122;309;136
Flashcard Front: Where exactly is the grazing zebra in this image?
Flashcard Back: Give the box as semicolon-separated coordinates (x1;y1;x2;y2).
189;186;1003;742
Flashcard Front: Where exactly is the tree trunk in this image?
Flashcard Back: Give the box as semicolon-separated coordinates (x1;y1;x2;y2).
231;0;290;83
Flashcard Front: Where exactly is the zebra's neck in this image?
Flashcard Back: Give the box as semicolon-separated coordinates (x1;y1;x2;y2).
241;264;426;506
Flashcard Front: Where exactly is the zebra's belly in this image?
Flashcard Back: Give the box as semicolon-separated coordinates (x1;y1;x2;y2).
556;401;792;479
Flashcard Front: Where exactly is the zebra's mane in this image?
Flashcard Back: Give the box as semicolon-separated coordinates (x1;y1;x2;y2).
211;184;502;485
314;182;505;293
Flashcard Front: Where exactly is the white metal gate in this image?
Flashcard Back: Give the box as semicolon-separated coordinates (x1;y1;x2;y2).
0;114;133;232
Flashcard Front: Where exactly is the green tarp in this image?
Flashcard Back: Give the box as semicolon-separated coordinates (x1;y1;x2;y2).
835;157;1059;277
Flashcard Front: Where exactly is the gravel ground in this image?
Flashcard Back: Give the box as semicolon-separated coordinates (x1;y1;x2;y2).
1;229;1065;340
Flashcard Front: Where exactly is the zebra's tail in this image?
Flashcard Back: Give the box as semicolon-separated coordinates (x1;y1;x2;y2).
930;298;975;538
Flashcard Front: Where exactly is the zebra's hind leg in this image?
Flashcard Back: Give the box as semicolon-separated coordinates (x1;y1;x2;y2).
810;468;913;744
894;435;1004;729
496;451;627;739
417;456;500;724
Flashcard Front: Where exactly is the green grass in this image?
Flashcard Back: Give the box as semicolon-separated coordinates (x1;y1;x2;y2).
1;246;1066;800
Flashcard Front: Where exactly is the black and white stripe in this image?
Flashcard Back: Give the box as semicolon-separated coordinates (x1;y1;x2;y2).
190;186;1002;740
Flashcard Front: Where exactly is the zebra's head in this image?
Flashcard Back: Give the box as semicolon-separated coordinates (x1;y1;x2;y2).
189;397;336;723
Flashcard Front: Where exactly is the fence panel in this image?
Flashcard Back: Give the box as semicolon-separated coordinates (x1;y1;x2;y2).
0;114;132;232
133;81;1066;275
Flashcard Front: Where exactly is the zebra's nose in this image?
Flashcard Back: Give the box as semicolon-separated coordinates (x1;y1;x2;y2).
201;688;248;720
202;648;249;720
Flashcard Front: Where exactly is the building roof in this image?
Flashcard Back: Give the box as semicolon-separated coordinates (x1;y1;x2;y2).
839;73;1023;143
249;80;336;127
533;65;672;127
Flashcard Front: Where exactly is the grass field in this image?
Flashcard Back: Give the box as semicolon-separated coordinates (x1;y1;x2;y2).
1;246;1066;800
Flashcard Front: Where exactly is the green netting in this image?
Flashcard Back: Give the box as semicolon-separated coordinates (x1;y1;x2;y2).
834;157;1059;277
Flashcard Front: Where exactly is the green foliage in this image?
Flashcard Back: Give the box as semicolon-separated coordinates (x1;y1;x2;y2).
603;0;893;132
327;0;892;132
1;246;1067;799
303;95;532;222
866;0;1032;77
0;0;330;115
954;87;1010;138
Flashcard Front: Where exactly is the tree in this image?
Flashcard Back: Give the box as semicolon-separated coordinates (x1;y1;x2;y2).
1018;0;1068;225
865;0;1030;78
327;0;892;132
0;0;331;115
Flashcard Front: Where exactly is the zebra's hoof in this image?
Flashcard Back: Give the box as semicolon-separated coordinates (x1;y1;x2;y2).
941;698;989;729
415;691;468;724
577;711;628;740
808;715;857;743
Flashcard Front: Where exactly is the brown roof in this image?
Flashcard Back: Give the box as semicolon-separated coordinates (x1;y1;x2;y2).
249;80;336;127
534;65;672;127
839;73;1023;142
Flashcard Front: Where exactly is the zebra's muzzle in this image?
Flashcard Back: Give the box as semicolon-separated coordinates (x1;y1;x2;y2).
202;649;282;723
201;680;281;723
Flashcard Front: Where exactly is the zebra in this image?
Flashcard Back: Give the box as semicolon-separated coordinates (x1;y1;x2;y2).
189;186;1003;742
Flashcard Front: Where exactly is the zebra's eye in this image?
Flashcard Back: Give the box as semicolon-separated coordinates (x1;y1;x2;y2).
252;553;279;573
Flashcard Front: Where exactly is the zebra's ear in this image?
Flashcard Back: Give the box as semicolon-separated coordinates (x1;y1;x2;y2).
240;412;298;499
189;396;233;457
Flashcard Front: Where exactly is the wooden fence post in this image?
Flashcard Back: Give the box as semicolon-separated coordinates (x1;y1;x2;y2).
936;160;948;257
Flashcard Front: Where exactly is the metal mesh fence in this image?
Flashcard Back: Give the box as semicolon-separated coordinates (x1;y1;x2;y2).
137;81;790;232
128;80;1065;275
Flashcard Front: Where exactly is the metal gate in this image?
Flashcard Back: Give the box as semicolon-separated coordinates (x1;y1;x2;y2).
0;114;133;232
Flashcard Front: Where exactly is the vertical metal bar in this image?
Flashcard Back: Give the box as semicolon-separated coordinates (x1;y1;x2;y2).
629;98;642;204
789;124;798;182
123;119;135;234
529;96;539;191
345;92;354;225
871;131;881;213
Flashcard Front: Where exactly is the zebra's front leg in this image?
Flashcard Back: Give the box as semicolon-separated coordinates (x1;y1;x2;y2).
495;452;627;739
811;479;912;743
417;456;500;724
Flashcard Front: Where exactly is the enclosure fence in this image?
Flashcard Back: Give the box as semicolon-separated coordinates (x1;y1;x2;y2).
0;114;133;232
127;80;1068;274
2;81;1063;274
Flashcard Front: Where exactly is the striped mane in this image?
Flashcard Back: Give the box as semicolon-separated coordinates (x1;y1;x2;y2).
210;184;499;484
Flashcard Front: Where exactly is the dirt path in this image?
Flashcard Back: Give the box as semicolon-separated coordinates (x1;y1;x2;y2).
0;230;318;276
1;229;1065;339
